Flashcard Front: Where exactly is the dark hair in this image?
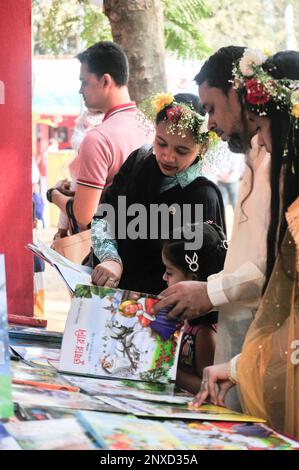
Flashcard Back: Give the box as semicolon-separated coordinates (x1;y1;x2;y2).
163;222;227;281
194;46;246;95
76;41;129;86
254;51;299;290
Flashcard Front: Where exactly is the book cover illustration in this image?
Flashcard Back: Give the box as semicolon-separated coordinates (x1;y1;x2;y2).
0;255;14;419
11;361;76;389
14;403;76;422
76;411;299;451
63;374;177;396
11;383;121;413
76;411;182;451
168;421;299;450
59;285;181;383
63;375;191;404
94;396;265;423
4;418;98;450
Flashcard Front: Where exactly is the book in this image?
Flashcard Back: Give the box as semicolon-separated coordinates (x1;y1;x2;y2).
0;254;14;419
4;418;98;450
168;420;299;450
76;411;299;450
59;285;181;383
11;382;122;412
27;240;92;294
76;411;182;450
14;402;76;421
63;375;191;404
94;396;266;423
9;326;62;345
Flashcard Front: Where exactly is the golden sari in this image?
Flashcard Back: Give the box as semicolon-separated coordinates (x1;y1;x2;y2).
238;197;299;438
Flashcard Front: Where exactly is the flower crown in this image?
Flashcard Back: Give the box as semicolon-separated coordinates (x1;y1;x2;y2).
139;92;218;147
232;48;299;121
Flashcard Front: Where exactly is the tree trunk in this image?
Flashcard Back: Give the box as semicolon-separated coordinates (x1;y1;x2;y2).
103;0;167;104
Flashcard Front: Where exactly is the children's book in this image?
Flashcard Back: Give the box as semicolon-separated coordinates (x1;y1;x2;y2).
59;285;181;383
63;375;191;404
0;255;14;419
27;240;92;294
76;411;183;450
94;396;266;423
4;418;98;450
168;420;299;450
14;403;76;421
11;383;122;412
76;411;299;450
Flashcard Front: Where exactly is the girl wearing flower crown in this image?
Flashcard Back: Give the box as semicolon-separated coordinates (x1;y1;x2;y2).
192;50;299;438
162;222;227;393
91;92;226;296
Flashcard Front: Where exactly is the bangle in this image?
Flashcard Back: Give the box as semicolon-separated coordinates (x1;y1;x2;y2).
227;354;241;384
46;188;56;203
101;256;123;268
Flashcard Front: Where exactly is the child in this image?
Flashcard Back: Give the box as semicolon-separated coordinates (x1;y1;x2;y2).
162;222;227;394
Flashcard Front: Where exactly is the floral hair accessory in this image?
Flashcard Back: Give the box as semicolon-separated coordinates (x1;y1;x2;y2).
139;92;219;148
233;48;299;121
154;92;174;113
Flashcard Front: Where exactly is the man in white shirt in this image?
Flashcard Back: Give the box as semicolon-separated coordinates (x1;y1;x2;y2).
153;46;270;409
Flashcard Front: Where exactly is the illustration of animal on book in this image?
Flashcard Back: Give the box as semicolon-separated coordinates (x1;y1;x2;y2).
59;285;181;383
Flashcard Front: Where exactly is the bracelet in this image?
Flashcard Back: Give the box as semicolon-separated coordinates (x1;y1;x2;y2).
101;256;123;268
227;354;241;384
46;188;56;203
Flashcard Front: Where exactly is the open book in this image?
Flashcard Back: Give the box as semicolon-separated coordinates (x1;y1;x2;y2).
27;240;92;294
59;285;181;384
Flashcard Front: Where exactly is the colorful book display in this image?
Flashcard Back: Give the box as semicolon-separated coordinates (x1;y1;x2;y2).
76;411;299;451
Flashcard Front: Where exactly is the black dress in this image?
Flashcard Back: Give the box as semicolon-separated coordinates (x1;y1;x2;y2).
94;147;226;295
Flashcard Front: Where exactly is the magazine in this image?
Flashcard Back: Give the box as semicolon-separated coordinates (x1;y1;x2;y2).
0;254;14;419
59;285;181;383
27;240;92;293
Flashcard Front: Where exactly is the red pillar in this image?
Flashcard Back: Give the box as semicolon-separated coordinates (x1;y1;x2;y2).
0;2;43;324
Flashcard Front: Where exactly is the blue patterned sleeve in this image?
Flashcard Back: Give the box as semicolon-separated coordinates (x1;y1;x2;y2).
91;218;122;265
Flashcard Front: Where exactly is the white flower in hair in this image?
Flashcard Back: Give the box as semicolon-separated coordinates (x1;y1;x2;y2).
239;48;267;77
